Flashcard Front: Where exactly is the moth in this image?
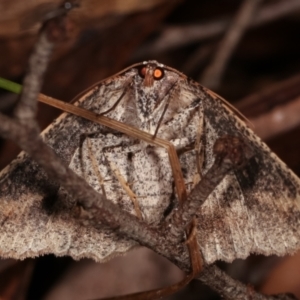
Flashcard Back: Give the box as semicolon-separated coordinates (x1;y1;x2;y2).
0;60;300;266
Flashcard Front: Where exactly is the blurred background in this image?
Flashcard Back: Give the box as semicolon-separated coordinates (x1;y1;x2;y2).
1;0;300;299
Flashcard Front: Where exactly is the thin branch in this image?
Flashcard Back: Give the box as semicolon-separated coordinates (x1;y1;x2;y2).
13;32;53;123
236;73;300;117
13;1;76;123
235;73;300;140
134;0;300;58
167;136;252;240
249;95;300;140
200;0;263;89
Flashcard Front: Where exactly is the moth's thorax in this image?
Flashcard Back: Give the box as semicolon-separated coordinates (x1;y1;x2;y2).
132;62;180;134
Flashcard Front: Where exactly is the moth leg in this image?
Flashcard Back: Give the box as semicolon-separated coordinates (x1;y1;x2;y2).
105;159;143;220
79;133;108;200
163;181;177;218
99;79;131;115
99;142;144;220
85;137;108;200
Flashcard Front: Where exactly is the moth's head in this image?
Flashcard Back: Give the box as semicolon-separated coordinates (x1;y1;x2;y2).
137;62;165;87
132;61;180;124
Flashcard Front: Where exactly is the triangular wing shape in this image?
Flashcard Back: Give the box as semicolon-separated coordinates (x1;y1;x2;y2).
0;61;300;265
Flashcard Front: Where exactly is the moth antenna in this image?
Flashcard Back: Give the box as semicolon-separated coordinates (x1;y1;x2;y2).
100;84;130;115
153;99;170;138
153;81;178;138
86;138;108;201
68;71;136;105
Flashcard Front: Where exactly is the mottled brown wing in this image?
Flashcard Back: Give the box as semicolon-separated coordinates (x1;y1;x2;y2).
1;61;300;267
195;85;300;264
0;70;139;261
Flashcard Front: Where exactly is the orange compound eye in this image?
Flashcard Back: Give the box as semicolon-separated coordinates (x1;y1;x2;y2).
138;66;147;78
153;67;164;80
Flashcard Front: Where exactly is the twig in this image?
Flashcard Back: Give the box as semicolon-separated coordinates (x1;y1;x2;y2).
200;0;263;89
236;74;300;117
13;32;53;123
134;0;300;58
249;95;300;140
167;136;252;240
13;1;75;125
235;73;300;140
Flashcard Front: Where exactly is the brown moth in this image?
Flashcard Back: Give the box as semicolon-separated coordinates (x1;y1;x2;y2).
0;60;300;265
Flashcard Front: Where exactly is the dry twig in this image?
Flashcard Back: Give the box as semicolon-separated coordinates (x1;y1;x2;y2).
249;96;300;140
200;0;263;89
236;74;300;117
135;0;300;58
235;74;300;140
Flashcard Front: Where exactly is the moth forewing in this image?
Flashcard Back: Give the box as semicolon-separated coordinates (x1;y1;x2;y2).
196;85;300;263
0;61;300;266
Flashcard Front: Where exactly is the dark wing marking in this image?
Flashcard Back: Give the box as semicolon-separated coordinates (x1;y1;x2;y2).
196;86;300;263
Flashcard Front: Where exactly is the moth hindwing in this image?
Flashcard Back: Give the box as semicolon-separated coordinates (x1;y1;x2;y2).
0;60;300;264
